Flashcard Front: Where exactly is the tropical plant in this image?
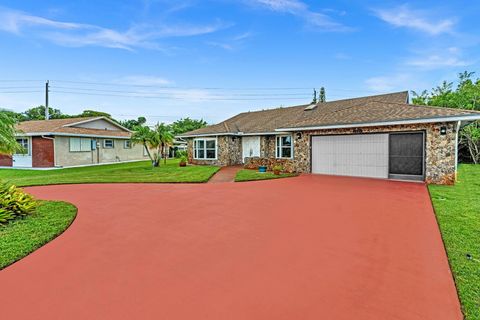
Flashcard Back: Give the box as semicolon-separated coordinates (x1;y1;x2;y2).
0;182;37;224
131;125;160;167
0;111;22;155
179;155;188;167
175;150;187;158
155;123;174;165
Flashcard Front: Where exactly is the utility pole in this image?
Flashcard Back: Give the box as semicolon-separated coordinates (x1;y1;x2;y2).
45;80;49;120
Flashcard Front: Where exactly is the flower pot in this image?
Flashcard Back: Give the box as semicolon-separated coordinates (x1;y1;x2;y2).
179;162;187;167
273;169;280;175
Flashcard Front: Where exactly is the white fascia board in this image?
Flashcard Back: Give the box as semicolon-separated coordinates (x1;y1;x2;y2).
240;132;289;136
276;114;480;131
177;131;289;138
176;133;234;138
15;132;131;139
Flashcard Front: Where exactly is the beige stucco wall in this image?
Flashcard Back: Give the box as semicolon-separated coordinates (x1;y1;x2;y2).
73;119;121;131
54;136;149;167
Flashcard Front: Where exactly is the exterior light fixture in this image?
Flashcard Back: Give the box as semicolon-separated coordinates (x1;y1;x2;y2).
440;126;447;135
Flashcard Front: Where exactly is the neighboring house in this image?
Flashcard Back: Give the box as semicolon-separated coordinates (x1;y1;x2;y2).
178;91;480;184
0;117;149;168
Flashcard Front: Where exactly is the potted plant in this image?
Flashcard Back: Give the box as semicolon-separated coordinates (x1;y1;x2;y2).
179;155;188;167
273;164;283;175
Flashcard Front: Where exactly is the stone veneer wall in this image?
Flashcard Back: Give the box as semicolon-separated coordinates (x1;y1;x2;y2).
190;122;458;184
188;136;242;166
246;122;458;185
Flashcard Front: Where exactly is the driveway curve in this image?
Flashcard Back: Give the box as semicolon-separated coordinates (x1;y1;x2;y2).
0;175;461;320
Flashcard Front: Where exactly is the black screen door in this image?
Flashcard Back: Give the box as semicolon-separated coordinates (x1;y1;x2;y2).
389;132;424;177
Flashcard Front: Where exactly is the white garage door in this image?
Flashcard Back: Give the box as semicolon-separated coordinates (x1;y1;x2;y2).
311;134;389;179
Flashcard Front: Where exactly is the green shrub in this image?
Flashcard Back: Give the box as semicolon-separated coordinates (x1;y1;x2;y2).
0;182;37;224
179;155;188;163
175;150;187;158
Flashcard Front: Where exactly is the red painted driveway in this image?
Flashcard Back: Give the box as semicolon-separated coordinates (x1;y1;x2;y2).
0;176;461;320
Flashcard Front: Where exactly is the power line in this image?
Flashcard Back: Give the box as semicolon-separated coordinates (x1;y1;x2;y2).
51;90;310;100
53;86;310;96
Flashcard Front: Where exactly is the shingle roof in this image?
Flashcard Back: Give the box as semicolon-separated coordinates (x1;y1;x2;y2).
16;117;131;138
179;91;480;136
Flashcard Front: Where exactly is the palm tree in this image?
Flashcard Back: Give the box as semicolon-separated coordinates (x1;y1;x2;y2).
0;111;21;155
155;123;174;165
131;125;161;167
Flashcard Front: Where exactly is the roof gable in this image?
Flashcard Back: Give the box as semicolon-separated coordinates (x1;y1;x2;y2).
16;117;131;138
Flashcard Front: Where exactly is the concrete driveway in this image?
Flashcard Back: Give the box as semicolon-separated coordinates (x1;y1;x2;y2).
0;175;461;320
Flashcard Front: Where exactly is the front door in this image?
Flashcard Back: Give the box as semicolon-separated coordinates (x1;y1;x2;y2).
12;137;32;167
242;136;260;162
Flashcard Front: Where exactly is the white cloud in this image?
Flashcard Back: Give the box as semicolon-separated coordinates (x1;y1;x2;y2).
405;47;471;69
113;75;173;86
365;74;411;92
373;5;455;35
250;0;352;32
0;6;228;50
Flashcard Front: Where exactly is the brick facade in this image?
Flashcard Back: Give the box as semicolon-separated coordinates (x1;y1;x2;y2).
0;154;13;167
32;136;55;167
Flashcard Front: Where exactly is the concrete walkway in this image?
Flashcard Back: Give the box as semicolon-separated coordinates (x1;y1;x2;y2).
208;165;242;183
0;176;462;320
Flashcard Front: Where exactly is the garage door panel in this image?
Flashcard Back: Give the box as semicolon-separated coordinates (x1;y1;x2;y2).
312;134;389;179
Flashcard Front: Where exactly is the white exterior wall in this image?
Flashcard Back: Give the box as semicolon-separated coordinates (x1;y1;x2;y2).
54;136;148;167
71;119;121;131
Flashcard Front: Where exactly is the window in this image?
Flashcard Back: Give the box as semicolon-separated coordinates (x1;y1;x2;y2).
69;138;92;152
15;138;29;155
103;139;114;148
276;135;293;159
194;138;217;160
124;140;132;149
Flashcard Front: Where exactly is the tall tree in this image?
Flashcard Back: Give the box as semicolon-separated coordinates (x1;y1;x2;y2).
120;117;147;130
412;71;480;163
79;110;112;118
312;88;317;104
319;87;326;103
169;118;207;135
22;106;65;120
0;111;22;155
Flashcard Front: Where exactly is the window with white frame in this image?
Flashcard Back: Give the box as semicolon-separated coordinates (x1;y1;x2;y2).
69;137;92;152
103;139;114;148
276;135;293;158
194;138;217;160
124;140;132;149
15;138;29;155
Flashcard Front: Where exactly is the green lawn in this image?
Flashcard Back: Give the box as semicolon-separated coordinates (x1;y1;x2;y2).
0;201;77;269
235;169;297;182
429;164;480;320
0;160;220;186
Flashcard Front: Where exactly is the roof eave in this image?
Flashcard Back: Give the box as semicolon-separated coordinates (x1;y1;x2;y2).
15;132;131;139
275;114;480;131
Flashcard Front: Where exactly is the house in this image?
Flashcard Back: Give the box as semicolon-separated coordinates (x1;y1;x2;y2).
178;91;480;184
0;117;149;168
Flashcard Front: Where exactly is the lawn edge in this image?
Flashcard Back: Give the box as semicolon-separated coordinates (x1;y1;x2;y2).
0;200;78;270
426;185;466;318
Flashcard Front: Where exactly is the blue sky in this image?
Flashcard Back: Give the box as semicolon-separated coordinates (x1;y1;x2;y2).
0;0;479;125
